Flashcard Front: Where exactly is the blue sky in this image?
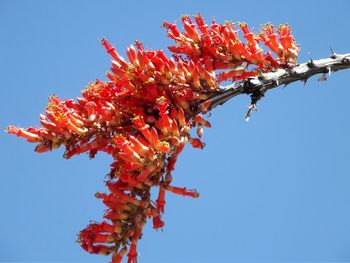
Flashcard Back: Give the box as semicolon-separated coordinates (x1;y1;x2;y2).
1;0;350;262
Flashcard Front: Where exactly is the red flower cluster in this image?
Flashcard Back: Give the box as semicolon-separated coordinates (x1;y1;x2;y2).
7;14;299;263
164;15;299;82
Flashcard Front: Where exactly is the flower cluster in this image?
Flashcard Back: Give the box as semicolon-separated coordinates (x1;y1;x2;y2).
7;14;299;263
164;15;299;81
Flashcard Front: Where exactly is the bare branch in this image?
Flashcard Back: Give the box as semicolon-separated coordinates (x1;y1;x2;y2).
198;53;350;114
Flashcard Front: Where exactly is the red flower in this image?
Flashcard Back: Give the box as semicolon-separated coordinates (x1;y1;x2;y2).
6;126;41;142
7;14;299;263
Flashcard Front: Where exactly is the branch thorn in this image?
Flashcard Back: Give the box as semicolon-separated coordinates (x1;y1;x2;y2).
330;47;338;59
327;66;332;75
306;51;316;68
245;103;257;122
307;58;315;68
302;78;308;85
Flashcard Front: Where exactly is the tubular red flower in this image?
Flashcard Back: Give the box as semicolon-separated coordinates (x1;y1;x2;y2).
163;21;181;40
6;126;41;142
188;137;205;149
107;182;146;207
194;115;211;128
238;22;257;45
152;214;165;230
156;187;166;213
7;14;299;263
126;45;139;67
101;38;129;68
165;185;200;198
181;16;201;43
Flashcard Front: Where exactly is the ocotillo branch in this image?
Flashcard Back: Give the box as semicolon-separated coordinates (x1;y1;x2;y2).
201;53;350;120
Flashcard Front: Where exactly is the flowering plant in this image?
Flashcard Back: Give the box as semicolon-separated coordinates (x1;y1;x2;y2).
7;14;300;263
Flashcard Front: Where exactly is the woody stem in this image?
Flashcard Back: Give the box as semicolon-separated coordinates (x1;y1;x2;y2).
198;53;350;115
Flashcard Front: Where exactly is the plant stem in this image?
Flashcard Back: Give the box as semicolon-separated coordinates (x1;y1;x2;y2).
198;52;350;119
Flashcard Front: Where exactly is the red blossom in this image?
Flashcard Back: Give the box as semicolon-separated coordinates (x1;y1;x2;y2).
7;14;299;263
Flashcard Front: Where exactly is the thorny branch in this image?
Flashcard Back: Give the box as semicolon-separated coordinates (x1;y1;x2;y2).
200;52;350;120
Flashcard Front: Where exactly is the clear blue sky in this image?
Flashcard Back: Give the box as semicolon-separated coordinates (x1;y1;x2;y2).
1;0;350;262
